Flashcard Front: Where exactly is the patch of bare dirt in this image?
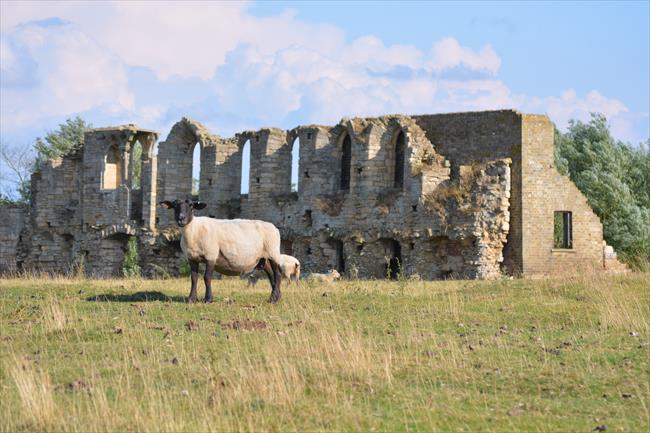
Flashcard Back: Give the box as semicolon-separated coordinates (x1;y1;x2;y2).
220;319;268;331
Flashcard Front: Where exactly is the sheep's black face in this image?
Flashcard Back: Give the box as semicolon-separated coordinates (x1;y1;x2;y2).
159;199;207;227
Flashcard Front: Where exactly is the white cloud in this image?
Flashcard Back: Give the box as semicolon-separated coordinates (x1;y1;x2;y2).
1;20;133;129
525;89;629;129
0;2;645;146
429;37;501;75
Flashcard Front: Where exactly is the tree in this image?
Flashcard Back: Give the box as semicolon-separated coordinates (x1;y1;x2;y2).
34;116;91;167
0;117;91;204
0;144;34;204
554;113;650;268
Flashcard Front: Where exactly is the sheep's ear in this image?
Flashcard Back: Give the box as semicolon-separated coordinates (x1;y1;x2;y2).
159;201;174;209
192;202;207;210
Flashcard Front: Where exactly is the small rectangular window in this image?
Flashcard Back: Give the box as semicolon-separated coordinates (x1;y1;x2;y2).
553;211;572;249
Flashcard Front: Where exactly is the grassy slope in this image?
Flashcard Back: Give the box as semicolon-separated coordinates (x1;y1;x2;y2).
0;274;648;432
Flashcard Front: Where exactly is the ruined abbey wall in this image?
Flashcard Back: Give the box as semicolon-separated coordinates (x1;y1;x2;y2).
1;110;619;278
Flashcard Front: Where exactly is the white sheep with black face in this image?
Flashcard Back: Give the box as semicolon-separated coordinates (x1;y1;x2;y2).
160;199;284;303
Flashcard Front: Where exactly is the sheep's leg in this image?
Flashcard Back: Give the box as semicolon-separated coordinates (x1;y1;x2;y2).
188;260;199;303
203;261;214;303
261;259;275;289
269;260;282;304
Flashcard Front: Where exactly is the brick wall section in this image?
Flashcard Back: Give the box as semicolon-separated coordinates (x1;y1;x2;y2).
521;115;604;274
412;110;523;274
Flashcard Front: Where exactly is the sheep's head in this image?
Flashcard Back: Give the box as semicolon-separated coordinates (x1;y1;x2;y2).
159;199;206;227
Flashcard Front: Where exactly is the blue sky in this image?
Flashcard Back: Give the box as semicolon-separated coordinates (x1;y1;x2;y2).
1;1;648;195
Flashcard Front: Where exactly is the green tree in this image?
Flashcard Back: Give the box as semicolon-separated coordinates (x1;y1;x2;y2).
554;113;650;267
34;116;91;167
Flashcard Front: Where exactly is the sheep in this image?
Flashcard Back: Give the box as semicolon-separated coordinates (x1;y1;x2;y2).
306;269;341;283
279;254;301;283
159;199;283;303
244;254;300;286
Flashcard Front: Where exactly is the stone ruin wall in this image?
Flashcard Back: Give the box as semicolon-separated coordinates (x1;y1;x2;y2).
1;110;618;278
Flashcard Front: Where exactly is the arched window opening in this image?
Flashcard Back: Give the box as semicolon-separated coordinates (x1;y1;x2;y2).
340;134;351;190
394;130;405;189
130;140;143;190
240;139;251;195
102;145;121;190
191;142;200;199
291;138;300;192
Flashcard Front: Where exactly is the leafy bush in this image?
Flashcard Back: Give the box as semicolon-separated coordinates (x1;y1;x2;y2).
554;114;650;268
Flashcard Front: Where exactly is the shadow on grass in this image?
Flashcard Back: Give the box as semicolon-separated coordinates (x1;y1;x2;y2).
87;291;187;303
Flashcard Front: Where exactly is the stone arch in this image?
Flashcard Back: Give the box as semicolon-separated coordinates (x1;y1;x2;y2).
157;118;206;203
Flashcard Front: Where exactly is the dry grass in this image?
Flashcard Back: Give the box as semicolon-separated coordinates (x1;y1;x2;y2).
0;273;648;432
9;358;57;430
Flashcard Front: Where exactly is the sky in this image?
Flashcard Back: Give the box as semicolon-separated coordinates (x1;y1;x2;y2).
1;1;649;194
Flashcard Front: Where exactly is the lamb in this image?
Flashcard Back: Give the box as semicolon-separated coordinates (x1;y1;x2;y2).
160;199;283;303
306;269;341;283
279;254;301;282
245;254;300;286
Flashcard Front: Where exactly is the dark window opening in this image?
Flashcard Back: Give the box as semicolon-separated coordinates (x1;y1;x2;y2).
383;239;402;280
303;209;312;227
256;177;260;184
306;247;312;255
412;204;418;212
332;239;345;273
554;211;573;249
340;134;351;190
356;244;364;252
409;242;415;250
306;132;312;140
394;130;405;189
304;171;310;178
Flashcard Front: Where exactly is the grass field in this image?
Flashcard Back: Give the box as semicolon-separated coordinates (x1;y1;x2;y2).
1;273;648;432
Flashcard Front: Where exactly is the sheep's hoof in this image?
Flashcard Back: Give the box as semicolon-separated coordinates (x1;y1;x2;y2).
268;294;281;304
187;296;198;304
203;297;213;304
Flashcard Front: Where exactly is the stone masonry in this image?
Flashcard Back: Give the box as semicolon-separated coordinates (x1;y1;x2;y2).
1;110;624;278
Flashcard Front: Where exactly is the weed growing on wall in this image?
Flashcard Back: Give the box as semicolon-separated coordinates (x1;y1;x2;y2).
122;236;141;277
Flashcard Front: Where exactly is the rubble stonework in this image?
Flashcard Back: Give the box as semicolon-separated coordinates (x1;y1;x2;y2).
0;110;623;278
